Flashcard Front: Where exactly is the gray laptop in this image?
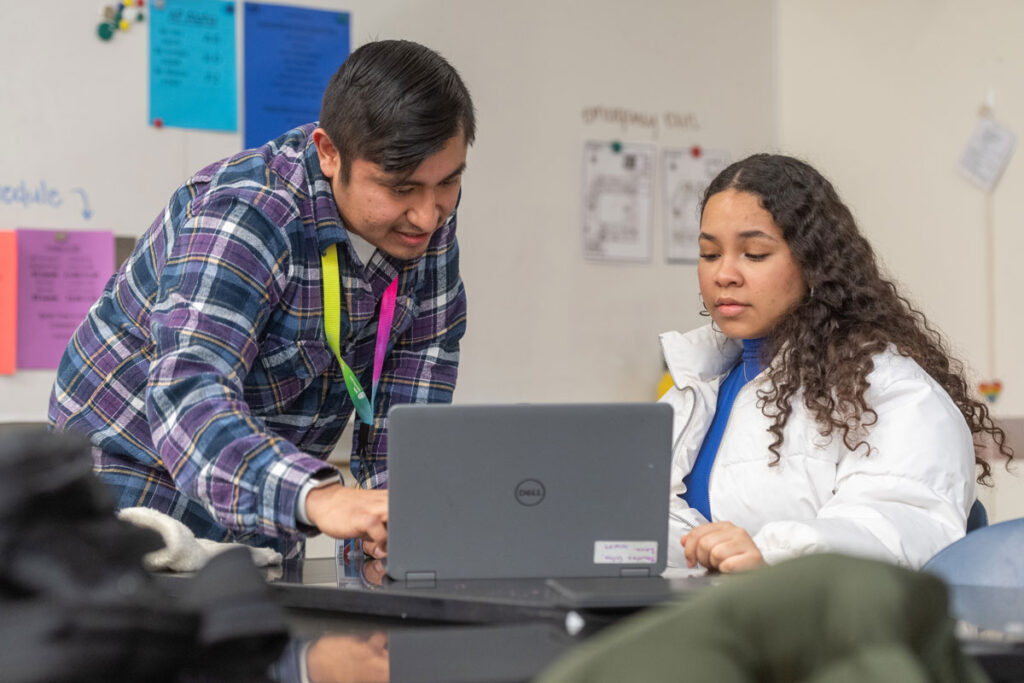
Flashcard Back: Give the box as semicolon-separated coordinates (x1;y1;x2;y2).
386;402;673;582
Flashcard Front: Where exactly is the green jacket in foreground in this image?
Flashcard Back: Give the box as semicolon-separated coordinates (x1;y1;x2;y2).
538;554;988;683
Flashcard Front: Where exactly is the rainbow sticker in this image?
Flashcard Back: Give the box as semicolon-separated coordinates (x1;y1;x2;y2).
978;380;1003;403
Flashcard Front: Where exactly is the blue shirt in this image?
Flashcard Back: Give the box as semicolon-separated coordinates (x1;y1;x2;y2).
681;337;765;520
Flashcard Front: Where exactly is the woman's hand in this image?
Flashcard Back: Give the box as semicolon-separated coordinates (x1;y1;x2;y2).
681;521;765;573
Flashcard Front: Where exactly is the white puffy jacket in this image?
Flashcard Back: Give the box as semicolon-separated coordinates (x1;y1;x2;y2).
661;325;975;570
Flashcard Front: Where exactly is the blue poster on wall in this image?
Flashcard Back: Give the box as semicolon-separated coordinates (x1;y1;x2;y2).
149;0;238;131
243;3;350;149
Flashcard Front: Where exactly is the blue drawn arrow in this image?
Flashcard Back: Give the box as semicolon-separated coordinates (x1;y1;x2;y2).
71;187;92;220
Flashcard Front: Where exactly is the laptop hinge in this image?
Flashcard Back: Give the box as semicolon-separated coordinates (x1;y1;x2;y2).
619;567;651;578
405;571;437;588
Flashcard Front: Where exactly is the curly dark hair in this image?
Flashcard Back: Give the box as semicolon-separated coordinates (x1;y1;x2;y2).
701;153;1011;483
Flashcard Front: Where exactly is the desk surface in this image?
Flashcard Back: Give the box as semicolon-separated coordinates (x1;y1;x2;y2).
278;615;580;683
265;555;710;625
253;552;707;681
246;554;1024;683
154;554;1024;683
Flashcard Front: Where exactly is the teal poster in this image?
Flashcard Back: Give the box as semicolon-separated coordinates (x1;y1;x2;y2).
150;0;237;131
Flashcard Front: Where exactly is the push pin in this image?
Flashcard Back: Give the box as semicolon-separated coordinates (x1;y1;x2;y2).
690;145;702;159
97;1;141;41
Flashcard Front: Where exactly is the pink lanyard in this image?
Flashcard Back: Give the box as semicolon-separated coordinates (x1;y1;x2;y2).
322;244;398;425
369;276;398;409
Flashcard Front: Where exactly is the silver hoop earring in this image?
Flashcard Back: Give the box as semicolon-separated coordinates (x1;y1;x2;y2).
698;292;710;317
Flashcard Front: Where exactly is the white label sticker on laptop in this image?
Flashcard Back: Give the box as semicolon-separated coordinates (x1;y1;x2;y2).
594;541;658;564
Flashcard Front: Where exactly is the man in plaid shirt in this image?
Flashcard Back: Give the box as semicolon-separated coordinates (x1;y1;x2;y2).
48;40;473;558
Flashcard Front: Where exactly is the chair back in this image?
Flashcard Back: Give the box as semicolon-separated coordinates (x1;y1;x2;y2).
966;499;988;532
923;517;1024;587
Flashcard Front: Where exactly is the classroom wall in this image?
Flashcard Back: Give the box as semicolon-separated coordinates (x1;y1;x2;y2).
3;1;1020;522
776;0;1024;520
0;0;776;419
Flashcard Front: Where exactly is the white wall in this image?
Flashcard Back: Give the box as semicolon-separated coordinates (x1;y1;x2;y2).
0;0;775;419
776;0;1024;414
0;3;243;420
4;1;1019;525
776;0;1023;520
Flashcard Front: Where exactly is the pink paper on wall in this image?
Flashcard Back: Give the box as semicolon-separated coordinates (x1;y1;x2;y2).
16;229;114;370
0;231;16;375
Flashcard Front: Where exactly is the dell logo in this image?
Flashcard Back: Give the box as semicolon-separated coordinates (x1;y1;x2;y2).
514;479;546;506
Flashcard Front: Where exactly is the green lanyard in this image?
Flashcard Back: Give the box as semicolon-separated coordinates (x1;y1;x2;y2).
321;244;398;426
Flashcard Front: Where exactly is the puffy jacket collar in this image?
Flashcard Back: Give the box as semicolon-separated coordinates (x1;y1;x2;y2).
659;325;742;388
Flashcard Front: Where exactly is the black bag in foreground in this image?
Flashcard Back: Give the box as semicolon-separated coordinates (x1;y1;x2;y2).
0;428;289;682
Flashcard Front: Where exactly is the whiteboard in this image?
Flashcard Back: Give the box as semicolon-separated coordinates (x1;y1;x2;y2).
0;0;775;422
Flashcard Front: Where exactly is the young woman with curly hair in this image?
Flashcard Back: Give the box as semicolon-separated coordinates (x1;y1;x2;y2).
661;154;1011;573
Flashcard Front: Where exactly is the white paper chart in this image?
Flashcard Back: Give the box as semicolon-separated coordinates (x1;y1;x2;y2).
958;116;1016;193
581;141;655;262
662;148;730;263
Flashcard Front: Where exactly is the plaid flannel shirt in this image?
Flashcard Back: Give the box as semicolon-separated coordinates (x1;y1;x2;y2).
49;124;467;552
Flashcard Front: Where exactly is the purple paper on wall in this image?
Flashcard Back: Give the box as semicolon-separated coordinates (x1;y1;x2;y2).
16;229;114;369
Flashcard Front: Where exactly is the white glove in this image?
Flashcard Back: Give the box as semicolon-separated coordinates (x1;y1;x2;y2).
118;506;282;572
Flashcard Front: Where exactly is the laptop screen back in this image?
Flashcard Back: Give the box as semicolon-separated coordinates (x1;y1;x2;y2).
386;403;673;581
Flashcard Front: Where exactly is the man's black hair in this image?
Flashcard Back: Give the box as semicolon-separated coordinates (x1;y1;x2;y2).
319;39;476;182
